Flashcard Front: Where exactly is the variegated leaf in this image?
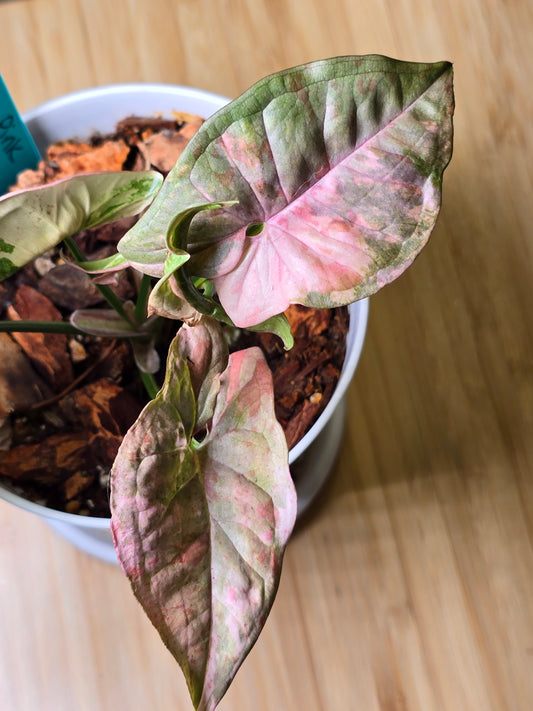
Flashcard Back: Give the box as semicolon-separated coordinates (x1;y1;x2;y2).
110;319;295;711
69;308;141;337
118;55;454;327
0;171;162;280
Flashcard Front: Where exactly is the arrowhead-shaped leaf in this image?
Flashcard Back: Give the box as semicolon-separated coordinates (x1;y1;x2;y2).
0;171;162;280
118;55;454;327
110;319;296;711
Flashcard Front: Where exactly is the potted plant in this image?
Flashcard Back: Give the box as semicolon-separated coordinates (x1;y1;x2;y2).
0;81;369;563
0;55;454;711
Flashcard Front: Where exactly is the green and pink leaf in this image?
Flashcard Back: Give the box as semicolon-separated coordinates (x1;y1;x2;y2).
118;55;454;327
110;319;296;710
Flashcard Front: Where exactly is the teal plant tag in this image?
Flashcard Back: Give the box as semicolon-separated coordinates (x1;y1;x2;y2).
0;76;41;195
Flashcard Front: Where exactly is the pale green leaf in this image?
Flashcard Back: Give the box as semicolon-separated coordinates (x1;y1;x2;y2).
0;170;162;280
78;252;129;273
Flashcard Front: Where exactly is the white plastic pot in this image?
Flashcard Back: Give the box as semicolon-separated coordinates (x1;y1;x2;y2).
0;84;369;564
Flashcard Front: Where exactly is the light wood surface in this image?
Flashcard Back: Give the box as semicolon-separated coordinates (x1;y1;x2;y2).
1;1;532;709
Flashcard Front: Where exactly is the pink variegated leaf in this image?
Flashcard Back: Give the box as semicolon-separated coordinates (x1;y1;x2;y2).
110;319;295;711
174;317;228;431
118;55;454;327
194;346;296;711
0;171;162;281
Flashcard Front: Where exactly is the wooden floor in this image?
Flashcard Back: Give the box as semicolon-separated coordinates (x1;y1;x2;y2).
1;0;532;709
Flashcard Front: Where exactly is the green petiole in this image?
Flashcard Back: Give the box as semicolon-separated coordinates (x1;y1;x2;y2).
0;319;80;335
63;237;134;324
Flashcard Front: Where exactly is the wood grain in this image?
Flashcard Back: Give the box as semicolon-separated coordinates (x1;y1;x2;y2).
1;0;532;709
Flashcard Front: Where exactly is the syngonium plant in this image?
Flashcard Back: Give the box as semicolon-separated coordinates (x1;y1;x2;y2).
0;56;454;710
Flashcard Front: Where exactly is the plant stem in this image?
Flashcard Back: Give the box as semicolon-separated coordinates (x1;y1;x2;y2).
63;235;86;263
174;267;215;316
135;274;152;322
140;370;160;399
0;319;80;334
174;268;231;325
63;236;133;323
167;206;228;321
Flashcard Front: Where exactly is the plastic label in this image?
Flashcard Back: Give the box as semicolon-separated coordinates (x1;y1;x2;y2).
0;76;41;194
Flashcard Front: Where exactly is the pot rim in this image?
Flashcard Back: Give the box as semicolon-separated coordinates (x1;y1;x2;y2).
0;83;369;529
22;82;232;125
